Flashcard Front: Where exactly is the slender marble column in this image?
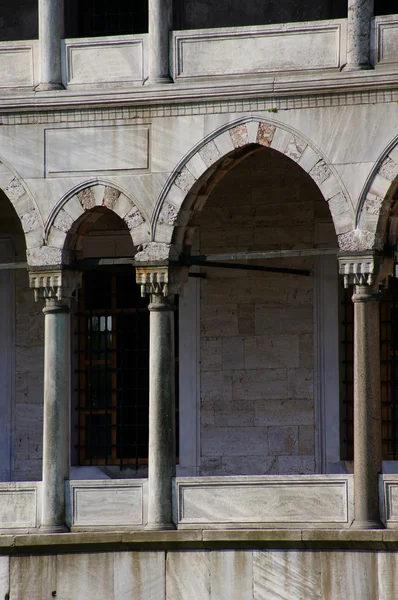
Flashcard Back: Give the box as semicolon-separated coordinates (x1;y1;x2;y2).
148;0;173;84
41;300;70;532
147;293;176;529
30;270;81;532
345;0;374;70
351;284;382;529
36;0;65;90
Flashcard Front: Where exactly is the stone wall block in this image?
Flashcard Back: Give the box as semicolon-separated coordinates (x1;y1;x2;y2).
186;152;208;180
268;426;299;456
364;193;387;216
92;185;106;206
201;304;239;337
201;371;233;403
309;160;331;187
254;398;314;426
47;226;67;249
211;551;253;600
175;166;197;193
299;425;315;455
257;122;276;147
270;127;291;153
5;177;26;202
21;210;39;233
379;157;398;182
255;307;313;335
221;455;278;476
166;551;210;600
0;556;9;600
298;145;320;173
285;136;307;163
199;140;221;168
214;398;254;427
321;551;377;600
253;550;321;600
77;187;96;210
158;201;179;225
277;455;315;474
103;186;121;209
238;303;255;335
233;368;288;400
124;207;145;230
201;338;222;372
62;195;85;221
368;174;392;200
288;368;314;399
299;333;314;368
200;457;223;475
57;553;114;600
321;176;344;202
213;130;236;158
53;209;74;233
113;193;134;219
222;336;244;370
10;555;56;600
337;229;384;252
201;426;268;457
113;551;165;600
332;209;354;236
245;335;300;369
230;124;249;148
25;228;44;250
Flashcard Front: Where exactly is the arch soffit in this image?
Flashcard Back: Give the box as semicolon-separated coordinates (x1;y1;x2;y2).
355;136;398;252
44;180;150;258
0;156;44;251
152;117;354;248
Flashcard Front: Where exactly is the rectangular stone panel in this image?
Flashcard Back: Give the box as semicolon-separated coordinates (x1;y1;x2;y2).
174;22;343;79
63;36;146;85
44;124;150;177
67;480;146;529
175;475;353;529
0;42;37;88
375;17;398;65
0;483;38;529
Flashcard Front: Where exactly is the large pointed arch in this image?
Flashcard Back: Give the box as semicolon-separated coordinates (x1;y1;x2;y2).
151;117;353;252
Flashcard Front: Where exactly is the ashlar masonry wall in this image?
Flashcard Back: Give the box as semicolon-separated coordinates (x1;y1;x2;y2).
198;148;337;476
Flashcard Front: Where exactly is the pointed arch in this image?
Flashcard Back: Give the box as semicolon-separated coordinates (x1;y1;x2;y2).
43;181;150;264
152;117;353;251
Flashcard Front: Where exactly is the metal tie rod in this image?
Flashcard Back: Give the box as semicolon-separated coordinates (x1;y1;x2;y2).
189;248;338;262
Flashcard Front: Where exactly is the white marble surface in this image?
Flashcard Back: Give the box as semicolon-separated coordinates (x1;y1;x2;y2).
57;553;114;600
0;557;9;600
175;475;353;528
66;480;147;530
0;41;38;88
320;551;377;600
173;21;345;80
0;483;39;530
211;551;253;600
374;16;398;66
254;551;321;600
114;552;165;600
63;35;147;87
44;124;150;177
166;551;210;600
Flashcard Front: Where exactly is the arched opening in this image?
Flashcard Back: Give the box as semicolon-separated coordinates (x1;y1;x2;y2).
67;207;151;478
65;0;148;38
183;146;342;475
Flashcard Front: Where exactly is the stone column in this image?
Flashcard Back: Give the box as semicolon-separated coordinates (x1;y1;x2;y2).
339;253;393;529
36;0;65;90
136;264;187;529
147;0;173;84
345;0;374;70
30;269;81;532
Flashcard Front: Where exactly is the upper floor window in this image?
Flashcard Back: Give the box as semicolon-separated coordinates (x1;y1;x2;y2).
66;0;148;38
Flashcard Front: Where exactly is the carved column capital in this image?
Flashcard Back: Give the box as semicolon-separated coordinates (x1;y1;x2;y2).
338;252;394;290
135;264;189;298
29;268;82;305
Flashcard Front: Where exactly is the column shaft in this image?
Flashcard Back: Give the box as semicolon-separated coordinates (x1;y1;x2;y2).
148;0;173;84
41;303;70;532
37;0;64;90
352;285;382;528
147;295;176;529
346;0;374;70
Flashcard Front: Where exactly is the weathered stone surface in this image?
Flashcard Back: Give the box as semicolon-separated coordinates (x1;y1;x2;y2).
10;555;56;600
211;551;253;600
321;551;377;600
166;551;210;600
57;553;114;599
114;551;165;600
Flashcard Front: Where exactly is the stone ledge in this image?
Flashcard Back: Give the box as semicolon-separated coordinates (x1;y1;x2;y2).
0;529;397;554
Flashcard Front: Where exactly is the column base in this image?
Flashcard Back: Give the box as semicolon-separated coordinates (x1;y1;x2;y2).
145;522;176;531
35;82;65;91
350;519;384;530
38;524;69;534
145;76;173;85
342;63;373;72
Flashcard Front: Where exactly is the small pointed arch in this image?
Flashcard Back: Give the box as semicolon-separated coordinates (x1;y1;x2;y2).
354;137;398;252
44;181;150;262
152;117;353;251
